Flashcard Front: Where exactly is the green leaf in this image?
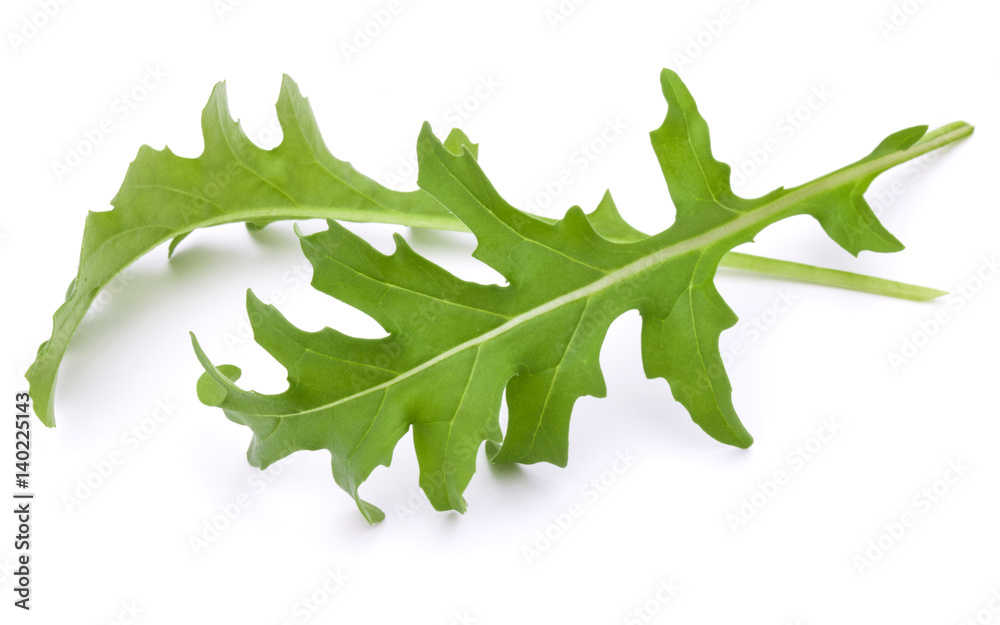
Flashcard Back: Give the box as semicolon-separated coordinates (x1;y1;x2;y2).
442;128;479;160
26;75;466;427
193;69;972;521
28;74;953;428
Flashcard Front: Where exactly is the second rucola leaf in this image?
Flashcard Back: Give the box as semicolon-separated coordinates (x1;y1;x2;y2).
193;69;972;521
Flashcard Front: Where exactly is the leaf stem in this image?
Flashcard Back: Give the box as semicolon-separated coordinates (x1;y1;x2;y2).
718;252;946;301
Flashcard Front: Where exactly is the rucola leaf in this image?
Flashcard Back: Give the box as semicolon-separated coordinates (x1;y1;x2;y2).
193;69;972;521
26;75;464;427
27;74;949;428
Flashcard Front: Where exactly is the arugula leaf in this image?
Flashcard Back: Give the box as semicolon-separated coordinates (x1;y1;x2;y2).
192;69;972;521
26;75;464;427
28;74;950;429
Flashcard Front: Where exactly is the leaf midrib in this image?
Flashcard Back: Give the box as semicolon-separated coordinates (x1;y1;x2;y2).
233;122;969;420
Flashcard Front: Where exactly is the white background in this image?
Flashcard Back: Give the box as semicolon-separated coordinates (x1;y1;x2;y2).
2;0;998;623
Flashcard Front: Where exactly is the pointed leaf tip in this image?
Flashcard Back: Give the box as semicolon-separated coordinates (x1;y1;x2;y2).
443;128;479;159
167;233;190;258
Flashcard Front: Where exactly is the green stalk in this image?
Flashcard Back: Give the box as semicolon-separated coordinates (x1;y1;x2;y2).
718;252;946;301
